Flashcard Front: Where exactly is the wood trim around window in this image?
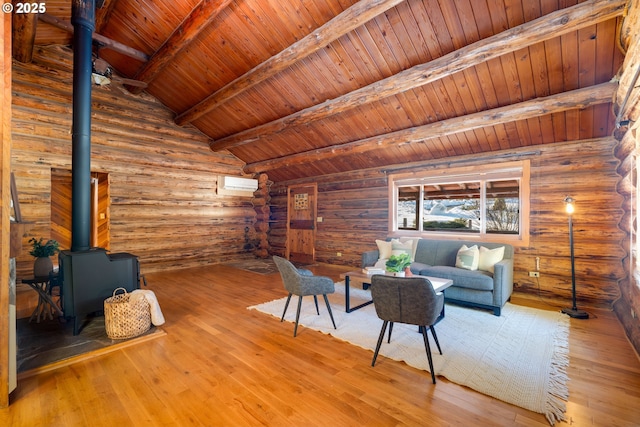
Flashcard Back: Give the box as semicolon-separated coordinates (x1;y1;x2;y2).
387;160;530;247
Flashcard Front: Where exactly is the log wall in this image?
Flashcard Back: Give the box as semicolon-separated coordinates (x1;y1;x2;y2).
11;45;256;279
270;139;626;308
611;0;640;355
613;126;639;353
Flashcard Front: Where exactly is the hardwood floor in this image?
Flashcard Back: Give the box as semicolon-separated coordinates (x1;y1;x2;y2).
2;262;640;426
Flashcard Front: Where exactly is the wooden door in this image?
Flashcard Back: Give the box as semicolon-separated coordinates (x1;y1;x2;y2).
51;169;110;251
287;184;317;264
51;171;73;249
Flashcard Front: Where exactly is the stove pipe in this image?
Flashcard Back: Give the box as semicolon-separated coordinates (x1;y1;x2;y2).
70;0;95;252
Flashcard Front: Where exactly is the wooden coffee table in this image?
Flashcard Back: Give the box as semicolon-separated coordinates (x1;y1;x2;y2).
339;270;453;314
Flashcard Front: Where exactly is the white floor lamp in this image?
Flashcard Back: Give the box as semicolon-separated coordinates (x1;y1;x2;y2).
561;196;589;319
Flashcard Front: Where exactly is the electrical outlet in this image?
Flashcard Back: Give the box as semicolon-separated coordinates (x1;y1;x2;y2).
336;252;342;257
529;271;540;277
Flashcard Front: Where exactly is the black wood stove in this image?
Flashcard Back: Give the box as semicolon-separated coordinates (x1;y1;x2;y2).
59;248;140;335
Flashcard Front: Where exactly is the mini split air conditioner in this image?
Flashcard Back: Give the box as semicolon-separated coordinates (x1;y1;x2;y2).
219;176;258;192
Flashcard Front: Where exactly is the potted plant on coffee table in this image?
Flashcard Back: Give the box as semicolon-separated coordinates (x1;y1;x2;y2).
385;253;412;277
29;237;60;277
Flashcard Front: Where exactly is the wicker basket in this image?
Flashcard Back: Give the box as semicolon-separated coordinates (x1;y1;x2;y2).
104;287;151;339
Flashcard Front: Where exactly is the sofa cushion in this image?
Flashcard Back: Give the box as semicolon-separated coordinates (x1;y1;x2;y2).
414;239;441;265
455;245;479;270
418;266;494;291
433;240;468;266
410;261;432;274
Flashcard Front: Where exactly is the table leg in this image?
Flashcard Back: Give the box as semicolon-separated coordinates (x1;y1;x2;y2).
434;291;446;324
28;281;63;323
29;303;39;323
345;275;374;313
345;276;350;312
30;284;45;323
40;292;63;318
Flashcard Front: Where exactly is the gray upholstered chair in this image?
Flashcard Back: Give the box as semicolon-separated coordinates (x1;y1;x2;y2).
273;256;337;337
370;275;444;384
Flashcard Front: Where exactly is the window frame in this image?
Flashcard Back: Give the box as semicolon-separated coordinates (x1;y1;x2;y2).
388;160;530;246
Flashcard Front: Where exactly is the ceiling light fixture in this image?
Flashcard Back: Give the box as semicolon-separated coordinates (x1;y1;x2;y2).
91;57;112;86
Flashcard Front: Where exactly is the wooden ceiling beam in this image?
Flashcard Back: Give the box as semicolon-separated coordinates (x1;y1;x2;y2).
37;13;149;62
12;1;120;63
12;11;37;63
128;0;234;94
212;0;626;152
95;0;120;34
175;0;406;126
242;82;617;174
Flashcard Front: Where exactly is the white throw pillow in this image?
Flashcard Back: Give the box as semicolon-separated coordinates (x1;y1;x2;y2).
456;244;479;271
479;246;505;273
374;258;388;269
376;239;393;260
399;237;420;261
391;239;413;259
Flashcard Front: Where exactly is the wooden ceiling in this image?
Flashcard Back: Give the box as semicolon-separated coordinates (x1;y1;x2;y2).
13;0;632;182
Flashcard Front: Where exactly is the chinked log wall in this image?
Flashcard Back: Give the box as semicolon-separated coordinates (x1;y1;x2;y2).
11;45;255;278
270;139;626;308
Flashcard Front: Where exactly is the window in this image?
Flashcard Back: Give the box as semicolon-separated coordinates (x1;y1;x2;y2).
391;161;529;244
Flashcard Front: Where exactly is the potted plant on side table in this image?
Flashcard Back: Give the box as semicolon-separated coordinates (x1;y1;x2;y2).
385;253;412;277
29;237;60;277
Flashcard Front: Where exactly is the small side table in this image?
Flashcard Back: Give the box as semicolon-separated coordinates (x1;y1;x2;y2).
22;274;64;322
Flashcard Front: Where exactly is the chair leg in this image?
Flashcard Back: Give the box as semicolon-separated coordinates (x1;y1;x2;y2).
372;320;388;367
421;326;436;384
281;293;292;322
323;294;336;329
387;322;394;343
293;296;303;337
313;295;320;315
430;325;442;355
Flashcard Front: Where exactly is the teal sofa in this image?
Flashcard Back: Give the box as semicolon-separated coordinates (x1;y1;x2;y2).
362;238;514;316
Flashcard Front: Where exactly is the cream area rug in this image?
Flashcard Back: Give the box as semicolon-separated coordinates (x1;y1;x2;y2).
249;282;570;425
